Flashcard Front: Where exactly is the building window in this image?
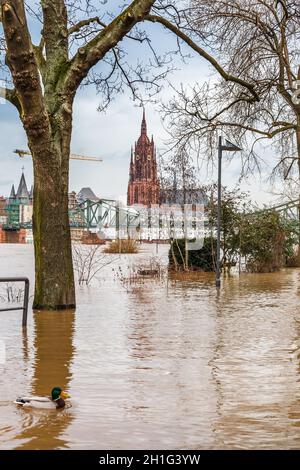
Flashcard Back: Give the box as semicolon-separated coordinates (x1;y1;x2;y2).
134;187;139;204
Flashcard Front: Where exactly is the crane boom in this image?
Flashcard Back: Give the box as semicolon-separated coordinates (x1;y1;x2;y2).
13;149;103;162
14;149;31;157
69;154;102;162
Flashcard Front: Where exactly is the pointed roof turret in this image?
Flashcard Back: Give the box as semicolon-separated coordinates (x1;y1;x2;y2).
29;185;34;199
9;184;16;200
127;109;160;206
137;108;150;147
16;172;29;200
141;107;147;135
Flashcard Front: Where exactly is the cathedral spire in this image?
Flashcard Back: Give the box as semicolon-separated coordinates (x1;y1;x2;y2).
141;107;147;135
128;110;160;206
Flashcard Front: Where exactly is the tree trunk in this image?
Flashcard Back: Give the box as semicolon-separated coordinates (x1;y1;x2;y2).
31;115;75;310
296;121;300;253
32;160;75;310
0;1;75;309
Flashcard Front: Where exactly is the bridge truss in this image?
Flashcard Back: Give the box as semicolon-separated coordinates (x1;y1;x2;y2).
3;198;300;235
252;199;299;232
69;198;140;233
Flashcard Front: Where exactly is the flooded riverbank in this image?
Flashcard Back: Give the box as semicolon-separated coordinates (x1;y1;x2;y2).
1;244;300;449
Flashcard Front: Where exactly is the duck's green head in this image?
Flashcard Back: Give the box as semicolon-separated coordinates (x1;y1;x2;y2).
51;387;70;401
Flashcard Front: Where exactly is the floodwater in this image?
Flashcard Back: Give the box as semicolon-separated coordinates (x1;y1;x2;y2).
1;243;300;449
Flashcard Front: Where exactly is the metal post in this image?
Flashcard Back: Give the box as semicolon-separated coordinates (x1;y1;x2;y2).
127;212;130;240
216;136;222;288
22;278;29;327
115;202;121;253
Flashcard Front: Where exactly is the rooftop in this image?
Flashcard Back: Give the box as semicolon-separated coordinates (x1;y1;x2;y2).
16;173;29;200
77;187;99;203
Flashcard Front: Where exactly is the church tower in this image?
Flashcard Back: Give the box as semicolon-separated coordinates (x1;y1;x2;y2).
127;110;160;206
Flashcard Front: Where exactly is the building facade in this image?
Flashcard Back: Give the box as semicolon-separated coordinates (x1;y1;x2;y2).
127;110;160;206
0;196;7;225
6;172;33;226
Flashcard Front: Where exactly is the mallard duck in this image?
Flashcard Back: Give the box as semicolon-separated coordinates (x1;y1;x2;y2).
14;387;70;409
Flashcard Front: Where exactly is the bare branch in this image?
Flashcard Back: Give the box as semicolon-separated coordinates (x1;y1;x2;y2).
1;0;49;147
146;13;260;101
64;0;156;97
68;16;105;36
159;0;300;183
0;85;21;111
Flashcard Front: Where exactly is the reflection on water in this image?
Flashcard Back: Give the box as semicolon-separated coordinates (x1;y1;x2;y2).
14;311;75;450
1;244;300;449
0;308;75;450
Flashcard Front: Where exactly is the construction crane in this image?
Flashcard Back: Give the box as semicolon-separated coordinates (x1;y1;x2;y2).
13;149;103;162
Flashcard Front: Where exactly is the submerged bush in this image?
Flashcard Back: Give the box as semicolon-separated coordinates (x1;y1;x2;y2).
240;211;297;273
169;237;216;272
104;239;139;254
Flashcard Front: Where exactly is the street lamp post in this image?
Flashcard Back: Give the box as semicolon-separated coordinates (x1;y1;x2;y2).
216;136;242;288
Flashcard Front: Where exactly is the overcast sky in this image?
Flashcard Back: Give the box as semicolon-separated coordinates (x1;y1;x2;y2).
0;2;283;206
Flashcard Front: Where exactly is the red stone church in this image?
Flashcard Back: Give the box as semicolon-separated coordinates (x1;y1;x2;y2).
127;110;160;206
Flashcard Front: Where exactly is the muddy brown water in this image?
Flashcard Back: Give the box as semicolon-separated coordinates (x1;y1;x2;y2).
1;244;300;449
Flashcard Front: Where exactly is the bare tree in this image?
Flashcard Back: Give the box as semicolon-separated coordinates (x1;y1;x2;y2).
0;0;172;309
160;147;201;270
145;2;300;193
160;147;199;204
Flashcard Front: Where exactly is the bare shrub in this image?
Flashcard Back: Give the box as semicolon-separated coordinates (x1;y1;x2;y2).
0;283;24;303
113;255;167;292
104;239;139;254
73;244;115;286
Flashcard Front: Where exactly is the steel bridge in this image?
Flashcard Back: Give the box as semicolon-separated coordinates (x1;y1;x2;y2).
69;198;140;231
3;197;300;232
73;198;300;230
3;198;140;232
239;198;300;239
3;199;139;231
255;199;299;222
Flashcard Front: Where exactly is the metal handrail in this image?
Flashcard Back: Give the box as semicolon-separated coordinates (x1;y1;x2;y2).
0;277;29;327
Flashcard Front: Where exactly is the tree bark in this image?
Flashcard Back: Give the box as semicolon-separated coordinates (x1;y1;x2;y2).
296;120;300;251
31;114;75;310
32;165;75;309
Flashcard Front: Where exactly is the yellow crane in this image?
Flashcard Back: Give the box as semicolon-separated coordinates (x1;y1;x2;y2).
13;149;103;162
